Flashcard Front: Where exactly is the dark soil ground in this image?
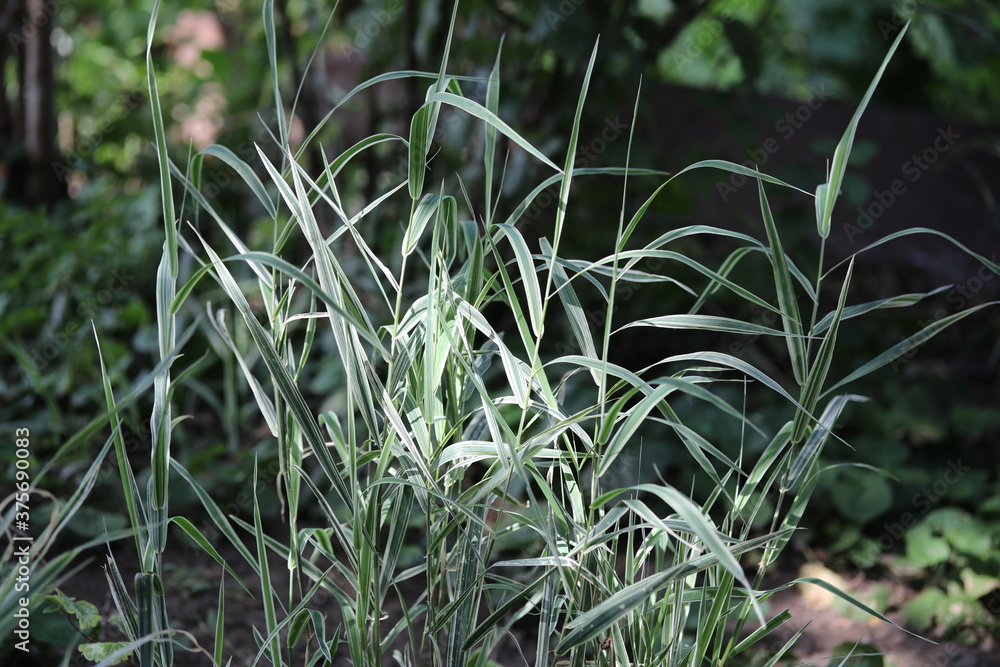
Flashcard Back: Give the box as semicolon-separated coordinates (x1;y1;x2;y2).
39;538;999;667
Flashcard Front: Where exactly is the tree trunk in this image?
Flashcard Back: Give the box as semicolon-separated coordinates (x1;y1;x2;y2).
2;0;66;206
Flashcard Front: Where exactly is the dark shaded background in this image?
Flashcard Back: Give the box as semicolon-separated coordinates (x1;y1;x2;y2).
2;0;999;659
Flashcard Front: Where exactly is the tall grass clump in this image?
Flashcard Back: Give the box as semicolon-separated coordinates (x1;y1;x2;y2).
89;4;1000;666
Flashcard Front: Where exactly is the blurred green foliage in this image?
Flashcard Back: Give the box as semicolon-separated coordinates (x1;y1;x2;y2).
1;0;998;575
897;506;1000;642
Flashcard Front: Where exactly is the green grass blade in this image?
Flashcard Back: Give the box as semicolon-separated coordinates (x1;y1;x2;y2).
104;552;139;641
534;557;558;667
830;227;1000;279
262;0;287;148
729;609;792;656
670;159;812;196
693;571;734;664
826;299;1000;395
146;0;176;265
146;0;177;521
408;103;434;200
812;285;951;335
660;351;802;408
687;247;756;314
92;325;147;559
234;250;387;354
796;577;934;642
789;394;866;485
544;39;599;309
483;37;503;228
171;460;260;576
192;230;354;508
618;314;796;338
762;622;811;666
791;258;854;443
252;459;283;665
446;505;487;667
463;572;550;651
814;182;830;238
205;308;279;435
496;222;543;336
616;249;785;316
214;577;225;667
169;517;250;593
427;92;561;172
405;193;451;256
636;484;765;623
818;23;910;239
758;180;807;385
555;531;785;652
135;573;154;667
199;144;276;218
540;238;598;375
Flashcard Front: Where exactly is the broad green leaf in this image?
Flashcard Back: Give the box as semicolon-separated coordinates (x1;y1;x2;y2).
45;590;100;631
80;643;131;664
